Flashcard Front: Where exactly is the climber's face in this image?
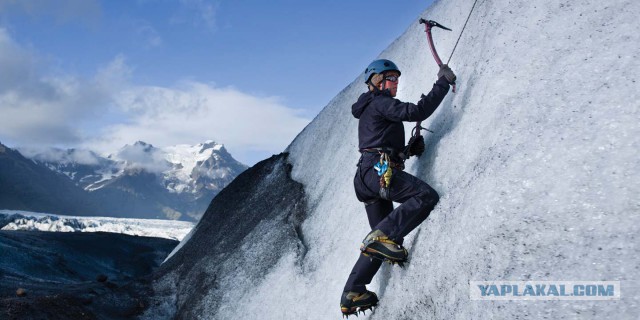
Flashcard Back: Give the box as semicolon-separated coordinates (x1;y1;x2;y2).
381;71;399;97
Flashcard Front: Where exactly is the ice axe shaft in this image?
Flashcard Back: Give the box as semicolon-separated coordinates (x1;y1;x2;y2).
419;18;455;92
413;19;454;138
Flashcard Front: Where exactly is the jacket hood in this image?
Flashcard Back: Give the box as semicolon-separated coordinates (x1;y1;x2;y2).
351;92;373;119
352;90;391;119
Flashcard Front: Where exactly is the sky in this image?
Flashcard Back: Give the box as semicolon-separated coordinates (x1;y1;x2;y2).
0;0;433;165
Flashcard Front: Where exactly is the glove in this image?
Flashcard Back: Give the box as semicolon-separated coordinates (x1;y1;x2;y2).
437;64;457;85
407;135;425;157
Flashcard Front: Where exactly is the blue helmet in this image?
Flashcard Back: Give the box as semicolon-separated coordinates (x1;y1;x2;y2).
364;59;401;84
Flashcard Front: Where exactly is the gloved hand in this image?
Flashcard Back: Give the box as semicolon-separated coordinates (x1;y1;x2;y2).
407;135;425;157
438;64;456;84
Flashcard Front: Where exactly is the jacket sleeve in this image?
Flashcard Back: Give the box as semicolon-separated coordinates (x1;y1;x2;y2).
378;77;450;122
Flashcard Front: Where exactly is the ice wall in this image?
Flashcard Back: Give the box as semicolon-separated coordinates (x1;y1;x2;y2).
151;0;640;318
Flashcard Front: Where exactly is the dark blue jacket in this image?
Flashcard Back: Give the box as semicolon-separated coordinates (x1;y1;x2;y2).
352;77;450;153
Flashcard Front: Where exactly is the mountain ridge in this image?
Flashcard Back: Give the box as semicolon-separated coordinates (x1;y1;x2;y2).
2;140;247;220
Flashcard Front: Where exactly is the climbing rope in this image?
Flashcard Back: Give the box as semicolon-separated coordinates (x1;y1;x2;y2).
447;0;481;64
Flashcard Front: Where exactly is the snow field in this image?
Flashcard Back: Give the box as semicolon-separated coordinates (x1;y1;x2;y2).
0;210;194;241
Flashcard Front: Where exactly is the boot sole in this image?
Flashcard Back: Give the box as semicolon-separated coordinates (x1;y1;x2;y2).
363;247;408;263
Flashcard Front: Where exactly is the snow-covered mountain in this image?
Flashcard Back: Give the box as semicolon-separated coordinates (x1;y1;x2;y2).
0;142;100;216
12;140;247;220
26;140;246;196
0;210;194;241
144;0;639;319
20;147;116;189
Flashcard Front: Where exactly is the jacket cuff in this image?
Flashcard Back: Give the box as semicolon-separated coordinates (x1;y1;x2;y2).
435;76;451;88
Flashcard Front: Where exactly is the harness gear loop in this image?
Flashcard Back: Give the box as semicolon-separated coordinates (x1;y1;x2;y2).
371;150;404;200
374;153;392;188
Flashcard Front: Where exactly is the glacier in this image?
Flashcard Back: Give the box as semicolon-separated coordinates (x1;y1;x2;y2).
0;210;194;241
145;0;640;319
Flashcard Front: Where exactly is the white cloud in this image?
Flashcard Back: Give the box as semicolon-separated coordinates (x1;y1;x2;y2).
0;28;310;164
171;0;219;32
135;21;163;47
0;28;39;94
89;81;310;162
18;147;101;165
112;142;171;173
0;29;120;146
95;54;133;90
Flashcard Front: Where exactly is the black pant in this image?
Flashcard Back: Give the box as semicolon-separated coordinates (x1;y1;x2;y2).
343;153;439;293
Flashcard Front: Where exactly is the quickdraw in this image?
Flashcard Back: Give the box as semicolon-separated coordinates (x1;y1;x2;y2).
374;153;393;199
374;153;392;185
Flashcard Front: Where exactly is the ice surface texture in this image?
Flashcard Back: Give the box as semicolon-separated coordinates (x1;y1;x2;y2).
150;0;640;318
147;154;306;319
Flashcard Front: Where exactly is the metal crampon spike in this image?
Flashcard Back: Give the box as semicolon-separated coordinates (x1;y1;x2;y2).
359;305;374;314
343;307;358;318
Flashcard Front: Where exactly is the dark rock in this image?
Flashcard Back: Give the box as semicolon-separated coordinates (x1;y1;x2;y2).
155;153;307;318
96;274;108;283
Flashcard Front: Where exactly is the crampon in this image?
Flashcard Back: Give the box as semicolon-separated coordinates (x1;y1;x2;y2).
340;290;378;318
341;303;377;318
360;230;409;267
361;251;408;268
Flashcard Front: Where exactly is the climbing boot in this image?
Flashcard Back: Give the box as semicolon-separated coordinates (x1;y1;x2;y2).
340;290;378;317
360;229;408;265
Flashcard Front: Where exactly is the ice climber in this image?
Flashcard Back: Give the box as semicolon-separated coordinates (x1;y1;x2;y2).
340;59;456;316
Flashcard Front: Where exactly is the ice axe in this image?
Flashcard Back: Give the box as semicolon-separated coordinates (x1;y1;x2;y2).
420;18;455;92
412;2;479;143
420;20;452;67
408;19;453;147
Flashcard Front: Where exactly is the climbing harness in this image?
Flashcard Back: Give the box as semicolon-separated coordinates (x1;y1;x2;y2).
362;148;405;200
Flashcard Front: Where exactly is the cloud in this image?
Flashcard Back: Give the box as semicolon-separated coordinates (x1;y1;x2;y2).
112;142;171;173
0;29;123;146
88;81;310;162
171;0;219;32
0;28;39;95
135;21;163;47
18;147;102;165
95;54;133;90
0;28;310;164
